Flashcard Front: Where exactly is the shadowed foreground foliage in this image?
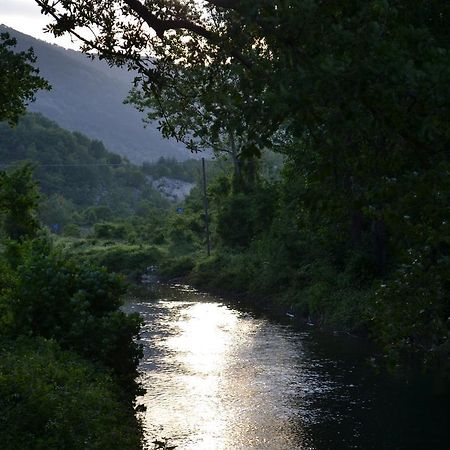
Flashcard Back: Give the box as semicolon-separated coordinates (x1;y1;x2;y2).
0;171;143;448
0;337;141;450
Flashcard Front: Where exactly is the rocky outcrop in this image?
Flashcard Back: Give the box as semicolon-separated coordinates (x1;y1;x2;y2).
149;176;195;202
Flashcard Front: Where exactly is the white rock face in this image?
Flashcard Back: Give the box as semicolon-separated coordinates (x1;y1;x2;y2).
150;177;196;202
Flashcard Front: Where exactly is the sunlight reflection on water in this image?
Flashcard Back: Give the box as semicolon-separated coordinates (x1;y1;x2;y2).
130;285;326;450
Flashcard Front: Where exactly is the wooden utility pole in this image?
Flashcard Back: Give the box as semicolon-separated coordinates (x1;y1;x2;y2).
202;157;211;256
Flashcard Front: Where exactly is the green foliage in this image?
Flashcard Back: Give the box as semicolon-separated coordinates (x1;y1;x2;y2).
142;157;201;183
373;249;450;369
189;252;252;294
0;20;143;450
0;163;40;241
39;194;77;230
215;185;276;248
94;222;130;240
0;32;50;125
68;241;163;281
0;239;143;394
62;222;81;237
83;206;115;225
130;208;169;245
128;62;274;170
0;337;141;450
167;214;199;251
158;255;195;279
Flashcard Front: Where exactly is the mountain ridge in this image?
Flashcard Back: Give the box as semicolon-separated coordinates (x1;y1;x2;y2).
1;25;191;163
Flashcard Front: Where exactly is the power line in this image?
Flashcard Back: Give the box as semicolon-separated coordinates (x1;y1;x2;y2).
0;162;129;168
0;157;284;169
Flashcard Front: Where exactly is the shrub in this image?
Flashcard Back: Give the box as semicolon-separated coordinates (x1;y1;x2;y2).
158;255;195;279
373;249;450;369
0;240;143;395
82;244;163;280
93;222;129;240
189;252;252;293
62;223;81;237
0;337;142;450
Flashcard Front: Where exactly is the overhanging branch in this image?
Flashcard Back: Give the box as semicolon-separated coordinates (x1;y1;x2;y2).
35;0;252;68
123;0;212;39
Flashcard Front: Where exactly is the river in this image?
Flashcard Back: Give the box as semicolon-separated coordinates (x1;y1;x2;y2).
125;283;448;450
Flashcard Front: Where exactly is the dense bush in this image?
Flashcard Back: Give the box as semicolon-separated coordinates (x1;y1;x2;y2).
93;222;130;240
189;252;253;294
0;163;40;241
373;249;450;369
0;35;143;450
0;239;143;395
158;255;195;279
76;243;163;281
0;337;141;450
215;185;276;249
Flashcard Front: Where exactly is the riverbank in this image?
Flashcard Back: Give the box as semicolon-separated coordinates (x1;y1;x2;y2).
154;252;373;333
58;238;449;377
144;251;449;379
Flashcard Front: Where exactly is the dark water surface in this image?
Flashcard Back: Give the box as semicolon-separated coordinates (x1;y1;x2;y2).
125;284;448;450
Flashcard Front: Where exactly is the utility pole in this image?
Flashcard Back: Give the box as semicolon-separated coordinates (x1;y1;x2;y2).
202;157;211;256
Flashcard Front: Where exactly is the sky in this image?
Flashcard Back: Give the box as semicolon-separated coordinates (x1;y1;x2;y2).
0;0;80;49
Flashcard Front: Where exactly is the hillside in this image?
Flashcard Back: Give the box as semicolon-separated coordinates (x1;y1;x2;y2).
0;25;190;163
0;113;172;230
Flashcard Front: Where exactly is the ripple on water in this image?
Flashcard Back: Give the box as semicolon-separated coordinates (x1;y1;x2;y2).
132;288;341;450
128;285;449;450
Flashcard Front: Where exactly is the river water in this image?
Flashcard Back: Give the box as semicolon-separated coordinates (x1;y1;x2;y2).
125;284;448;450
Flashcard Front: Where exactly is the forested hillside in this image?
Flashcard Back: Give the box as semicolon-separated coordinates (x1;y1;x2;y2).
0;25;189;163
0;112;170;231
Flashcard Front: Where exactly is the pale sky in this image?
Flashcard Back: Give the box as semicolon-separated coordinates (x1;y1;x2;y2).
0;0;81;49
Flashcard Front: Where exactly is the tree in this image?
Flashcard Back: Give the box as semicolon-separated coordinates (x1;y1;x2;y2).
0;30;49;239
0;163;40;241
34;1;275;183
34;0;450;368
128;61;275;187
0;21;144;444
0;32;50;125
34;1;246;69
34;0;450;270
